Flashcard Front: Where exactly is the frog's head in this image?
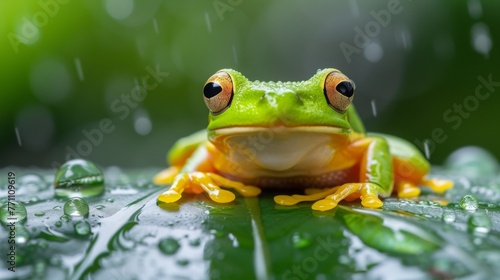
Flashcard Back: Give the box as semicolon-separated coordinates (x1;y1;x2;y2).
204;68;356;130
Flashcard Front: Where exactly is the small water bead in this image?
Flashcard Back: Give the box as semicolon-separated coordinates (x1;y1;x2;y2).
158;237;180;255
0;201;28;224
74;221;92;236
54;159;105;198
442;209;456;223
55;221;62;227
459;195;479;212
106;198;115;203
53;205;62;210
95;205;106;210
64;198;89;217
189;238;201;247
60;214;71;222
177;259;189;266
291;232;312;249
468;212;492;235
35;211;45;217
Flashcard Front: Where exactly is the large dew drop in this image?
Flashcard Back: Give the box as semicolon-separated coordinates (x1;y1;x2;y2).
63;197;90;217
54;159;104;198
459;195;479;212
0;201;28;225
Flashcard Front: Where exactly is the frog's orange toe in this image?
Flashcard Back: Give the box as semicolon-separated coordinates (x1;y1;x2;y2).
312;199;338;211
209;189;235;203
360;196;383;208
238;186;262;197
158;189;182;203
423;178;454;193
274;195;299;206
396;181;421;198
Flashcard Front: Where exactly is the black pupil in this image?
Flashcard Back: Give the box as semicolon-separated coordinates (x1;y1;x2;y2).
336;81;354;97
203;82;222;98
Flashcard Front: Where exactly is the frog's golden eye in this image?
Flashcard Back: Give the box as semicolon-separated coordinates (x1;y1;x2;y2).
323;71;355;112
203;71;233;114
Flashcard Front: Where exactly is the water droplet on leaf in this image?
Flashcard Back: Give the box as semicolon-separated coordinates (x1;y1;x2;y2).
54;159;105;198
16;225;31;245
35;211;45;217
468;212;492;236
459;195;479;212
74;221;91;236
63;197;89;217
0;201;28;224
442;209;456;223
158;237;180;255
60;214;71;222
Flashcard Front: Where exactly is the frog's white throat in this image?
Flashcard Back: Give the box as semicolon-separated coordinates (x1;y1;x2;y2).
210;126;349;177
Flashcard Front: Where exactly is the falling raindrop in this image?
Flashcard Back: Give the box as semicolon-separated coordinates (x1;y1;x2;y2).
74;57;84;81
204;12;212;33
0;201;28;225
153;18;159;33
291;232;312;249
470;23;492;58
63;197;90;217
371;100;377;117
467;0;483;19
74;220;92;236
14;127;22;146
459;195;479;212
158;237;180;255
398;27;412;50
364;42;383;63
423;140;431;160
54;159;105;198
468;212;491;236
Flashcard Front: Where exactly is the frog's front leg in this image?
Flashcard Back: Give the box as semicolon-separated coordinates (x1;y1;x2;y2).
156;144;261;204
275;137;393;211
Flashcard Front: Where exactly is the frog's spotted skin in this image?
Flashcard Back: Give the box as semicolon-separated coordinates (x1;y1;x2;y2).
154;69;453;211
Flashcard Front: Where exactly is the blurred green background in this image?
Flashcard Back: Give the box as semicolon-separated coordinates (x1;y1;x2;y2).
1;0;498;169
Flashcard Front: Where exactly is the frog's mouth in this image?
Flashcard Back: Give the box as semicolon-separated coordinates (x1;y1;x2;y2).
208;126;352;174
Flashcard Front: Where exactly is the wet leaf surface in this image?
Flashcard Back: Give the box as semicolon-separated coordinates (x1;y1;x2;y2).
1;161;500;279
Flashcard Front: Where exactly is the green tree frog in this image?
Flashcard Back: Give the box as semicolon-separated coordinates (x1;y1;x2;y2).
154;69;453;211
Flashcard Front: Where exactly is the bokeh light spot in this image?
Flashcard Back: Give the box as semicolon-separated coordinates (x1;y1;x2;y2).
105;0;134;20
